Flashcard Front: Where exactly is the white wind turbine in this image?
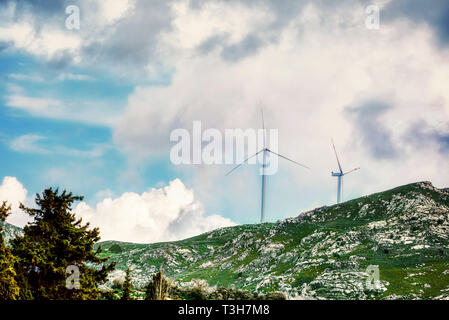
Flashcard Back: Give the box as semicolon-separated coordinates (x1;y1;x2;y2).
226;108;310;223
331;139;360;204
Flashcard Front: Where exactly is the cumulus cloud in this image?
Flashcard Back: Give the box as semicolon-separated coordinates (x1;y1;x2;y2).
0;176;31;227
74;178;235;243
0;176;233;243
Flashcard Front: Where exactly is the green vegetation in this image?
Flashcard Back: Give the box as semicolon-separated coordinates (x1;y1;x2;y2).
93;181;449;299
1;181;449;300
0;202;20;300
5;188;115;300
145;271;172;300
109;244;123;253
121;268;133;300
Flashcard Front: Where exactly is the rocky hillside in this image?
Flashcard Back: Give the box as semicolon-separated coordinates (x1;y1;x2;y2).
95;181;449;300
0;221;22;245
3;181;449;299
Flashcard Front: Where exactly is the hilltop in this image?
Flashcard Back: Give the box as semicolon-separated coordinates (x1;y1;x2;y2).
95;181;449;299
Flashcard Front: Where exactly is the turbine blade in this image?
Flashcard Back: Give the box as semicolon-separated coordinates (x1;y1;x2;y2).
225;150;263;176
343;167;360;175
267;150;310;169
331;139;343;173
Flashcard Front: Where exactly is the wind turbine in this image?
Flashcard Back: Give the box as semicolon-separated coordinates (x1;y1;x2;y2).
226;109;310;223
331;139;360;204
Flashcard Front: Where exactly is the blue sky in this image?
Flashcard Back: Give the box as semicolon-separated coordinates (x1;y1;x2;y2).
0;0;448;243
1;53;124;195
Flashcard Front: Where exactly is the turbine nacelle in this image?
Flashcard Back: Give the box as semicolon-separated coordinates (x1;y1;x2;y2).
331;139;359;204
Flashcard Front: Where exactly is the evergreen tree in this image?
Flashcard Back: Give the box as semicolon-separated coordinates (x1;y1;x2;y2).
121;268;133;300
11;188;115;300
145;271;172;300
0;202;20;300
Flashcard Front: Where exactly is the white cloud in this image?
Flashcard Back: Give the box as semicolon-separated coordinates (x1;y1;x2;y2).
9;134;109;158
0;177;31;227
10;134;48;154
4;93;119;126
167;0;274;50
1;176;233;243
2;0;449;225
74;178;236;243
57;73;95;82
5;94;63;116
113;1;449;219
9;73;44;82
0;0;164;74
96;0;136;25
0;20;81;60
6;83;25;94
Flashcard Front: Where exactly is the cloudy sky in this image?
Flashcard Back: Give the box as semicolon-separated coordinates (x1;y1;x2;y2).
0;0;448;243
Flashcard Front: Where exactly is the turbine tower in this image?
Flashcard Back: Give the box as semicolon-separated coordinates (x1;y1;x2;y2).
331;139;360;204
226;108;310;223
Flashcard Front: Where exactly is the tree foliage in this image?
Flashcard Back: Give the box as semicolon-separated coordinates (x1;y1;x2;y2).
145;271;172;300
0;202;20;300
121;268;133;300
11;188;115;300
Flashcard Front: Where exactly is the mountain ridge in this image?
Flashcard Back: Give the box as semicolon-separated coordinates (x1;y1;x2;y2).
2;181;449;299
94;181;449;299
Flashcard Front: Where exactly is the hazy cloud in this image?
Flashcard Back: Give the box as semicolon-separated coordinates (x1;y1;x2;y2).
9;73;44;82
405;121;449;154
9;134;109;158
346;101;399;160
384;0;449;45
10;134;48;154
221;34;265;61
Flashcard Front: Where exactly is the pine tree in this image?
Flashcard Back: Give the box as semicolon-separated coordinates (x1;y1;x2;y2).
121;268;133;300
0;202;20;300
11;188;115;300
145;271;172;300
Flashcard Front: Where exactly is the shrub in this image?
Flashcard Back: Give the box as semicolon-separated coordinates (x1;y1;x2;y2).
109;244;123;254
